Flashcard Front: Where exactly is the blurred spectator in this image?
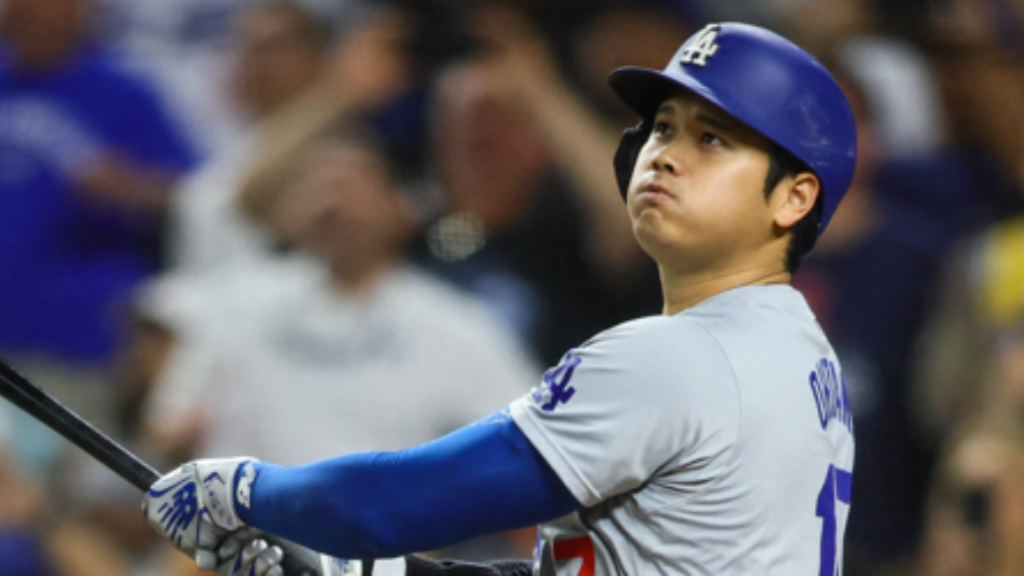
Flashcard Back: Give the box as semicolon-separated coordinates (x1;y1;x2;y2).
0;400;139;576
0;406;53;576
566;2;693;124
917;319;1024;576
95;0;249;157
412;3;665;364
119;0;414;457
131;120;540;571
169;1;412;272
167;0;334;272
94;0;360;156
0;0;196;431
909;0;1024;452
777;0;951;161
913;216;1024;446
792;71;957;571
142;121;538;466
926;0;1024;214
471;3;688;280
840;36;949;161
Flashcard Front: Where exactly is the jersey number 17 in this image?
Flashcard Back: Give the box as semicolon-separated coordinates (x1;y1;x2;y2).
816;464;852;576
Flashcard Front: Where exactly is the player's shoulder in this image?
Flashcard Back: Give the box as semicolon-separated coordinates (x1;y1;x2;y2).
684;284;814;318
532;312;742;431
574;312;731;377
575;285;821;371
587;313;712;344
680;284;820;338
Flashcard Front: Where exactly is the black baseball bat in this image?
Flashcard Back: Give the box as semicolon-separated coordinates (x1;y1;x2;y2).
0;357;160;491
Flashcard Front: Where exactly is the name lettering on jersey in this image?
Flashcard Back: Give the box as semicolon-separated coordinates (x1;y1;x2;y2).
680;24;720;67
808;358;853;433
533;350;582;413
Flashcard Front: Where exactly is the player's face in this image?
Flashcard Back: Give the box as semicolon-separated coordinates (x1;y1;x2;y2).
626;91;778;273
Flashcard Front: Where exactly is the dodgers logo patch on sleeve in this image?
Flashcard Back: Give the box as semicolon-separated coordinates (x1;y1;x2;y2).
532;351;582;413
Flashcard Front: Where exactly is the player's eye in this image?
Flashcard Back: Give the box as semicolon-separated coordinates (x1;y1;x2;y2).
700;132;725;147
653;121;672;136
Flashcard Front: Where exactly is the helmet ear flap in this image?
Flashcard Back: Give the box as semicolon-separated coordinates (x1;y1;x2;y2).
614;121;651;200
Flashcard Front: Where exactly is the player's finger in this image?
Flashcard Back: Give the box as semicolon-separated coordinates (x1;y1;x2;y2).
218;536;242;560
219;527;262;559
196;548;219;571
252;545;283;575
197;515;225;548
243;539;269;566
263;553;285;576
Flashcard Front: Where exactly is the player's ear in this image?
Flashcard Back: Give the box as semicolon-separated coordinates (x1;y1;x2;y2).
772;172;820;229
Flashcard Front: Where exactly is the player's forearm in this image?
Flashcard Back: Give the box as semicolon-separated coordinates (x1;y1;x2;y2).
237;412;578;559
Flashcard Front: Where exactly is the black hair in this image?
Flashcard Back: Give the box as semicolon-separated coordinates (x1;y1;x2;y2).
763;144;823;274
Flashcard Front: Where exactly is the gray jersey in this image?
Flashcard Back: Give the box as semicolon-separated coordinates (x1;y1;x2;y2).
510;285;855;575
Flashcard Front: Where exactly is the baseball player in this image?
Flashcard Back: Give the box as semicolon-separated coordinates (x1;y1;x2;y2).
142;22;857;576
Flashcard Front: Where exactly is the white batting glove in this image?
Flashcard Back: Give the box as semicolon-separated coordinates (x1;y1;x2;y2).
143;457;260;570
216;528;377;576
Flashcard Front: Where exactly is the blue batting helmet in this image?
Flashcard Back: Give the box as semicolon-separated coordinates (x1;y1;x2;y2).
608;22;857;237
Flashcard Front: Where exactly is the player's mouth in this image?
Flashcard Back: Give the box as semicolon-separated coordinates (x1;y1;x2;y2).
637;181;676;200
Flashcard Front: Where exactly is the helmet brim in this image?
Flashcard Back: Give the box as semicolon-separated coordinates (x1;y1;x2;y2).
609;66;726;122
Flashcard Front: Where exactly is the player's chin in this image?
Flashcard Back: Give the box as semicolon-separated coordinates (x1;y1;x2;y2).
631;217;682;258
630;200;683;233
629;197;669;225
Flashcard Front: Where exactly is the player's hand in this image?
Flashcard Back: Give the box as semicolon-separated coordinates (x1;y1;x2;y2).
142;457;259;569
216;530;284;576
216;528;364;576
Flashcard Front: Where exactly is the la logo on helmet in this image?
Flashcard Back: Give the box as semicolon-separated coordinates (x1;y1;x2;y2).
680;24;720;67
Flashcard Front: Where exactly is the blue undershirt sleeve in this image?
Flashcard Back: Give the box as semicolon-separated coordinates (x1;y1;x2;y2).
236;410;579;559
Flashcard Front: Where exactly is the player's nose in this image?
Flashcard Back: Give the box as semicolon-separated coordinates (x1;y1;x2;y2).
648;145;679;176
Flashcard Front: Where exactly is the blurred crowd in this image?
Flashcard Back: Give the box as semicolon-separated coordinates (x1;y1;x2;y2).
0;0;1021;574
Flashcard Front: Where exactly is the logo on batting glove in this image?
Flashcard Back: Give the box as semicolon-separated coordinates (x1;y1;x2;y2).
237;462;257;509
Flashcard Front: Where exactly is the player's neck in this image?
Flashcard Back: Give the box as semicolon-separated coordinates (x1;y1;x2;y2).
659;264;791;315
